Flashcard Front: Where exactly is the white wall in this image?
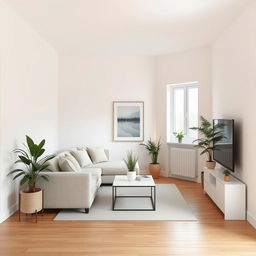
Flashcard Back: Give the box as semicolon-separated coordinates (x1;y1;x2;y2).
155;47;212;177
212;1;256;228
59;54;155;171
0;1;58;222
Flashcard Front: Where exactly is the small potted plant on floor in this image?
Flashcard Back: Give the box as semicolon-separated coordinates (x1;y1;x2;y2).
124;151;138;181
8;136;55;220
223;170;231;182
190;116;225;169
140;138;161;178
173;131;184;143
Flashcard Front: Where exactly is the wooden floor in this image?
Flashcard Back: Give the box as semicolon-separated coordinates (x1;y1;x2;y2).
1;177;256;256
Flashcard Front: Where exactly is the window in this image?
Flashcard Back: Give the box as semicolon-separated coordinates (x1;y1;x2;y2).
167;82;198;143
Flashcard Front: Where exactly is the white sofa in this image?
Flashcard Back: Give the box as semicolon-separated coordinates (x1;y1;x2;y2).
38;148;139;213
37;171;100;213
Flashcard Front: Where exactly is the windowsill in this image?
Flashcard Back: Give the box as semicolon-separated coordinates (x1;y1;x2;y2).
167;141;198;149
167;142;196;146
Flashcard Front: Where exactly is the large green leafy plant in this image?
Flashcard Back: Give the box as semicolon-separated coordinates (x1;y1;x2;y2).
140;138;161;164
124;151;138;172
8;136;55;192
190;116;225;162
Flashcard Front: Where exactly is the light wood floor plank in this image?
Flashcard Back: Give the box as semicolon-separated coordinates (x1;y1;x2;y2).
1;177;256;255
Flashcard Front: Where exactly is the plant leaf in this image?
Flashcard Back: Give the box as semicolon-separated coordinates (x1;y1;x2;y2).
26;135;35;156
13;172;25;180
31;162;40;172
38;139;45;149
8;169;24;176
20;175;29;186
38;164;49;172
37;148;45;158
13;149;29;158
19;156;31;165
39;155;55;165
40;175;49;182
15;159;23;164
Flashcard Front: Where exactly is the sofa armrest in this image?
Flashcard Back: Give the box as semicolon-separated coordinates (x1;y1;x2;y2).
37;172;94;209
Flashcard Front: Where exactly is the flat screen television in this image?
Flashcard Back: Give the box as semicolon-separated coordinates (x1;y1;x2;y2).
213;119;234;171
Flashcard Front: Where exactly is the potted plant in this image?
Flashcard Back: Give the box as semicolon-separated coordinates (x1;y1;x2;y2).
124;151;138;181
140;138;161;178
223;170;231;182
8;136;55;219
190;116;225;169
173;131;184;143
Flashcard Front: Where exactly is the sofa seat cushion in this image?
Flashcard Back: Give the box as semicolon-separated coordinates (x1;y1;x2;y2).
81;167;102;181
88;160;139;175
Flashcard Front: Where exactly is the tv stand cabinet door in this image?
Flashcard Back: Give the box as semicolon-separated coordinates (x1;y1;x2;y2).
215;180;225;212
224;184;246;220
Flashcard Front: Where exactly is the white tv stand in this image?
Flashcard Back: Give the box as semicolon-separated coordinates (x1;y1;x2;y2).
204;167;246;220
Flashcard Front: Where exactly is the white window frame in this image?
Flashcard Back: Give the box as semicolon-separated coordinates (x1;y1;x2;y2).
167;81;198;143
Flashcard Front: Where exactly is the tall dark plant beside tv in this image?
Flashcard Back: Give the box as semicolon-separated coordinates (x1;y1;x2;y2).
190;116;225;169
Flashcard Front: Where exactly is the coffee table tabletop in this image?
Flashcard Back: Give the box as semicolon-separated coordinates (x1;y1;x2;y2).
113;175;155;187
112;175;156;211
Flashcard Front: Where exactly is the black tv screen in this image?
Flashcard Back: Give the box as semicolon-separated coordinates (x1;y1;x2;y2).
213;119;234;171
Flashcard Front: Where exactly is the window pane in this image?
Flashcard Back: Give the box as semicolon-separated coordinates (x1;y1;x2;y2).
188;87;198;138
173;88;184;133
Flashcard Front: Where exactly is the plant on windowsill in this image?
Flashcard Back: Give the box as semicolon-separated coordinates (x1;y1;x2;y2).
140;138;161;178
223;169;231;182
173;131;184;143
124;151;138;181
8;136;55;219
190;116;225;169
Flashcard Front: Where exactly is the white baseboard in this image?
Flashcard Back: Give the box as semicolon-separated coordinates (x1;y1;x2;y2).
168;173;198;182
0;202;18;223
247;211;256;229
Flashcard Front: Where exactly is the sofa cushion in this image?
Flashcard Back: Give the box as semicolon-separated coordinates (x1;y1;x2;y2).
88;160;139;175
87;147;108;164
58;154;81;172
71;148;92;167
48;157;60;172
48;151;71;172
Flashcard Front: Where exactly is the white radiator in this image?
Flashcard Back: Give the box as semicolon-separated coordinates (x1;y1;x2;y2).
170;147;197;178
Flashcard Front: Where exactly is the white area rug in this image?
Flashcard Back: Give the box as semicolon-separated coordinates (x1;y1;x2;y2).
54;184;197;221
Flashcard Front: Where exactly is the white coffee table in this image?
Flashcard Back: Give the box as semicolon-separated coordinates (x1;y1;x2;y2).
112;175;156;211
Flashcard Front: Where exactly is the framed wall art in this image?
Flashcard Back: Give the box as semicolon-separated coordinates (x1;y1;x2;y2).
113;101;144;142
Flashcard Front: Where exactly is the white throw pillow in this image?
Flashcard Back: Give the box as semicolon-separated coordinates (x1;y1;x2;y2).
58;154;81;172
71;148;92;167
87;147;108;164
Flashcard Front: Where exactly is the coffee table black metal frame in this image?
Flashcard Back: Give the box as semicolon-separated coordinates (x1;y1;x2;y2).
112;185;156;211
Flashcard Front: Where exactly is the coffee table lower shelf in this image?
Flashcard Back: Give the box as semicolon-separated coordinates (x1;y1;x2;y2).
112;186;156;211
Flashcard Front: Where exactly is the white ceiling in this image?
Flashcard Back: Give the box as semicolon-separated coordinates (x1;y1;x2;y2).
6;0;251;55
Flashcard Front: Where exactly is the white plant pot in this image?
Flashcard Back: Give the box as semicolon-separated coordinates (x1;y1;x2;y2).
127;171;136;181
